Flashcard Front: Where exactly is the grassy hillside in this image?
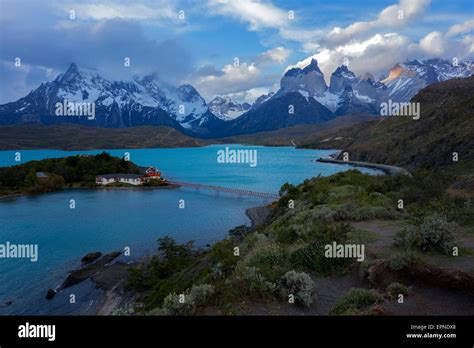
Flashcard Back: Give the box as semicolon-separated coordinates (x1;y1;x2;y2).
0;124;216;150
0;114;376;150
120;78;474;316
126;170;474;316
301;77;474;178
220;114;377;146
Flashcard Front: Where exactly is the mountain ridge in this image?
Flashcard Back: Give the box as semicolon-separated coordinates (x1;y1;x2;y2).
0;58;472;138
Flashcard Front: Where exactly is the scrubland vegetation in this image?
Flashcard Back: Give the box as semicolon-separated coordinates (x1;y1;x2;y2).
126;169;473;315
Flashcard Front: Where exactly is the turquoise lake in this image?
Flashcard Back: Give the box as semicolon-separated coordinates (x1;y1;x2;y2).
0;145;381;314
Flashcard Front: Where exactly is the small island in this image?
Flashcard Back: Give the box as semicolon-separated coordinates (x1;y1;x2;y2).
0;152;174;198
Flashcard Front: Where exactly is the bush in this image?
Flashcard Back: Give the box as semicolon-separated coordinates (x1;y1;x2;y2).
281;271;315;307
386;282;411;300
330;288;384;315
232;266;278;298
394;214;458;254
210;239;238;273
333;204;399;221
275;227;299;244
358;260;377;285
290;241;351;276
158;284;215;316
388;251;422;271
126;236;197;295
245;243;286;269
111;304;135;316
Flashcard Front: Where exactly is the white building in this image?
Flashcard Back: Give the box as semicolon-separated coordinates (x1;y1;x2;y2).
96;174;143;186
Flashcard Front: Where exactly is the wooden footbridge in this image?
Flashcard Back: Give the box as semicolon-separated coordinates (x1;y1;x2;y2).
167;180;280;200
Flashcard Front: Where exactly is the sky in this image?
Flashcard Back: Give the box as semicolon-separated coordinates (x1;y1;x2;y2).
0;0;473;104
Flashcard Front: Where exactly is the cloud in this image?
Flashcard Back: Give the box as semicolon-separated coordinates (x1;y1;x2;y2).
255;47;291;64
289;26;474;85
192;62;275;100
283;0;473;84
67;2;178;21
0;18;194;102
190;47;287;101
193;65;225;78
290;33;413;83
419;31;445;55
324;0;431;46
207;0;288;30
446;19;474;37
418;30;474;57
0;61;58;103
225;86;278;104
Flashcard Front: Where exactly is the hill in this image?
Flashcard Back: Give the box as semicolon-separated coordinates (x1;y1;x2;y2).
221;114;377;146
0;124;216;150
301;77;474;177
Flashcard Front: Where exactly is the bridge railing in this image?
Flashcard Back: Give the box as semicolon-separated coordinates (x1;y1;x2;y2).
167;181;279;200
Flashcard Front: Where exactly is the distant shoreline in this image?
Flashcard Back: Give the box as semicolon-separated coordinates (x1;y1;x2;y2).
316;157;412;176
0;182;180;201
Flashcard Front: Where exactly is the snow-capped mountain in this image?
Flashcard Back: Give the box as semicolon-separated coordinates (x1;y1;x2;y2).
208;96;251;121
220;57;473;136
239;57;472;124
252;92;275;108
221;59;336;136
273;59;387;115
0;63;225;134
382;58;473;102
0;58;472;137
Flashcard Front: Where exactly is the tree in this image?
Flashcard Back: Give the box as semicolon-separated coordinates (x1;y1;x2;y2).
25;169;38;187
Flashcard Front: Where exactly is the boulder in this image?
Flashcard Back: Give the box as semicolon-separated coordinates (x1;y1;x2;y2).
81;252;102;264
45;289;56;300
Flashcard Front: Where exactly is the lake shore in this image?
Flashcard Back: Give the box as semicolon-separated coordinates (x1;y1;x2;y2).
316;157;412;176
0;182;180;201
93;203;271;315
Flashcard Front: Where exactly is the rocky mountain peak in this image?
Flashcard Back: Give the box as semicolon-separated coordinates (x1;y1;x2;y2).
280;59;327;96
208;95;251;121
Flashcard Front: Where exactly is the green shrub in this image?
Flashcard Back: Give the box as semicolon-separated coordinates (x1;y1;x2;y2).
333;204;399;221
281;271;315;307
157;284;215;316
330;288;384;315
394;214;458;254
386;282;411;300
388;251;422;271
111;304;135;316
290;242;351;275
276;227;299;244
290;238;352;276
232;266;278;298
228;225;252;243
210;239;238;272
358;260;377;285
245;243;285;268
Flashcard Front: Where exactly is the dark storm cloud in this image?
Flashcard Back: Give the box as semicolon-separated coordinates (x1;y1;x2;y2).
0;17;194;102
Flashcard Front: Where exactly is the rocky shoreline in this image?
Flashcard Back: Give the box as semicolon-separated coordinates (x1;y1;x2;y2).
245;205;271;228
43;202;272;315
94;203;270;315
